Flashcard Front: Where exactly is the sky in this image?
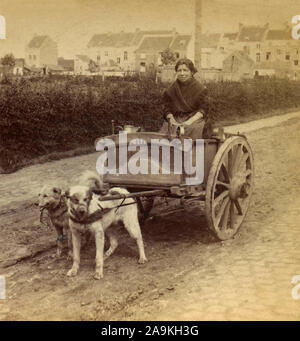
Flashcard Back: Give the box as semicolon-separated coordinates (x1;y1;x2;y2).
0;0;299;58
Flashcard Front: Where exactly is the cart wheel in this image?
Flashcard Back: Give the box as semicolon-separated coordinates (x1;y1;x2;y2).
205;136;254;240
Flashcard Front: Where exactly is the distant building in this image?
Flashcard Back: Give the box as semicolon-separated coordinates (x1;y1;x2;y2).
58;57;75;74
25;35;58;68
222;50;255;81
74;55;91;75
135;33;192;73
235;23;269;63
87;29;192;73
195;22;300;81
13;58;25;76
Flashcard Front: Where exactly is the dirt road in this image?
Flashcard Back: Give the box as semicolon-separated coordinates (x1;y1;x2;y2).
0;114;300;321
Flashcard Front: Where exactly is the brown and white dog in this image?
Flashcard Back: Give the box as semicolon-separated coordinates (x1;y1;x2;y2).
38;185;72;258
65;171;148;280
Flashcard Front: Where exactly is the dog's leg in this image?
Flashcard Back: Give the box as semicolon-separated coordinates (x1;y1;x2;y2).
104;229;118;260
123;213;148;264
66;229;73;260
55;226;64;258
93;224;105;280
67;228;81;277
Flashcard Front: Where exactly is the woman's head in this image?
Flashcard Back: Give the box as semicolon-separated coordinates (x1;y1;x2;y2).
175;58;197;83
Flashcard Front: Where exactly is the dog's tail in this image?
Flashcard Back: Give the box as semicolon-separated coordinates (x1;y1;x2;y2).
79;170;104;191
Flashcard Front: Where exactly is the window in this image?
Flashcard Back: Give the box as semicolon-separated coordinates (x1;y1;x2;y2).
117;57;120;64
277;49;281;55
33;55;36;60
266;52;271;61
286;54;290;61
104;51;108;56
256;44;260;50
124;51;128;61
243;46;250;54
256;53;261;62
29;54;32;60
97;55;101;62
294;60;299;66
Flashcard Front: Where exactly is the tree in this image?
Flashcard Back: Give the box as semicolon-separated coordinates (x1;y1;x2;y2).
161;48;177;66
1;53;15;67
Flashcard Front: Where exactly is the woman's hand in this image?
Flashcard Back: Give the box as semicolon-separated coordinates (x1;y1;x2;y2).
182;111;203;126
166;114;181;127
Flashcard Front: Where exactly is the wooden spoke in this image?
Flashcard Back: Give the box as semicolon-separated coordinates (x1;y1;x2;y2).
232;144;243;174
215;196;230;227
237;152;249;171
221;199;231;230
227;148;233;179
216;181;230;189
245;169;252;177
230;201;235;229
234;199;243;215
213;190;229;208
220;163;230;183
205;136;254;240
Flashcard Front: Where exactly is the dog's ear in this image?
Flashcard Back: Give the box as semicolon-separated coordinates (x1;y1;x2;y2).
88;189;93;201
64;188;70;199
53;187;61;195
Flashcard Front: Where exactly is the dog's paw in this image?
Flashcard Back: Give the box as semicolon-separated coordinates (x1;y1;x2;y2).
67;267;78;277
138;257;148;264
56;249;63;258
67;251;73;261
93;271;103;280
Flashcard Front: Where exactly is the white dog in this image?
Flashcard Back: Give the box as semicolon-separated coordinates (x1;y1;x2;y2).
66;171;147;280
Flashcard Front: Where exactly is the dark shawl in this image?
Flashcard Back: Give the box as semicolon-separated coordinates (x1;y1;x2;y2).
162;77;209;121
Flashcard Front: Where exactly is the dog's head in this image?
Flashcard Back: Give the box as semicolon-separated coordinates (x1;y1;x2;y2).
65;185;93;222
38;185;62;212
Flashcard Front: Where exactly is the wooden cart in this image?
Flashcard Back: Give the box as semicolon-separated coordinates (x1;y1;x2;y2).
96;126;254;241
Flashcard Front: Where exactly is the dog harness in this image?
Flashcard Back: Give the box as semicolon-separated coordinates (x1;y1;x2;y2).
69;207;112;225
39;197;68;227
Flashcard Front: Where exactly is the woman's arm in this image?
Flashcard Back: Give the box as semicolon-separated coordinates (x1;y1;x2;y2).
182;111;204;126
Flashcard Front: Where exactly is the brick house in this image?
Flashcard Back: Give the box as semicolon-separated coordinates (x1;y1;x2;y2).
87;29;192;73
13;58;25;76
257;28;300;79
87;31;136;71
135;36;174;73
25;35;58;68
74;55;91;75
58;57;75;74
135;33;192;73
222;50;255;80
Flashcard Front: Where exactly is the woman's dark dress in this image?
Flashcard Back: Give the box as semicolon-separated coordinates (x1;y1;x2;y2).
160;77;212;139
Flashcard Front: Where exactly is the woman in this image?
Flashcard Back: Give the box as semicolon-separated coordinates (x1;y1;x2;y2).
161;58;213;139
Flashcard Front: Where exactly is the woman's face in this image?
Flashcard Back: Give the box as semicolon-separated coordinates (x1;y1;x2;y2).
176;64;192;83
